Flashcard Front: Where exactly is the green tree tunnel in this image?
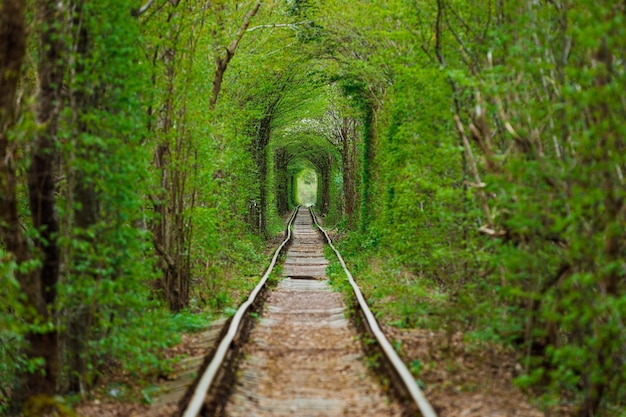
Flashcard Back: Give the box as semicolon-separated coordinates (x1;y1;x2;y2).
1;0;624;414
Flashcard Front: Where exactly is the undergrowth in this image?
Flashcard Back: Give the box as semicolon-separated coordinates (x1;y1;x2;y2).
325;235;446;331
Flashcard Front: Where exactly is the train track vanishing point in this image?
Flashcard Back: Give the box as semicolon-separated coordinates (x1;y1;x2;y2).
180;206;437;417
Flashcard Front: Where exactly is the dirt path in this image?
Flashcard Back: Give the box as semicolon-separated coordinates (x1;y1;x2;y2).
223;208;403;416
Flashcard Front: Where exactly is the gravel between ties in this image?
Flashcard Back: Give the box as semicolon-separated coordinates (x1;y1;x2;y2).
223;208;403;417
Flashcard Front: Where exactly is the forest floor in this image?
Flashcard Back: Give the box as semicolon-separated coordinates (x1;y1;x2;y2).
348;261;578;417
74;328;213;417
73;301;566;417
73;237;286;417
73;225;572;417
322;226;575;417
383;325;554;417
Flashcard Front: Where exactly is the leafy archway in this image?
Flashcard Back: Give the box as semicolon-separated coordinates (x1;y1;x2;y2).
272;130;340;217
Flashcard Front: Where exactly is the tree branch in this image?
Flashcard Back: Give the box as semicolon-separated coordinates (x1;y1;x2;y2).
153;239;177;271
132;0;156;17
454;114;495;229
435;0;445;66
210;1;262;109
246;21;310;32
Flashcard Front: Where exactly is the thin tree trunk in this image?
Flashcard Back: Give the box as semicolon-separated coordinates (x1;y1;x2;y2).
320;155;331;214
275;147;290;214
256;115;271;238
209;1;261;109
150;9;185;311
360;104;376;232
340;118;357;228
24;0;67;399
66;1;102;392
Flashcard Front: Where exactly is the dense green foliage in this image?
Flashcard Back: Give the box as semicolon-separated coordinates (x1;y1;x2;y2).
312;1;626;415
1;0;624;415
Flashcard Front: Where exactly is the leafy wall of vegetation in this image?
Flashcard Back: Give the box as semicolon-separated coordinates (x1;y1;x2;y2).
312;1;626;415
1;0;624;415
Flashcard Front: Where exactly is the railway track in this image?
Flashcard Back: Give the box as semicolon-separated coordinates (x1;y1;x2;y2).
180;206;436;417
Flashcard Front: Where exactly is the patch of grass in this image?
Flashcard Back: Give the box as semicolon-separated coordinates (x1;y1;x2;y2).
169;310;212;333
326;236;446;330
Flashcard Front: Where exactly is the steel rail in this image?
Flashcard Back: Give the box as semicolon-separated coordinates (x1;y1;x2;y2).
181;206;300;417
309;207;438;417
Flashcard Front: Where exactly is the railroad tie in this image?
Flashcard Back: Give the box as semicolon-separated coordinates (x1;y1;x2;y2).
223;207;402;417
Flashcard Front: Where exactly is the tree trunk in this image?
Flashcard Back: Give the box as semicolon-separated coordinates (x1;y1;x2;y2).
254;115;272;238
289;173;296;207
65;2;103;392
23;0;66;400
275;147;290;214
149;11;192;311
1;0;66;404
339;117;357;228
360;104;376;232
318;154;331;215
0;0;28;262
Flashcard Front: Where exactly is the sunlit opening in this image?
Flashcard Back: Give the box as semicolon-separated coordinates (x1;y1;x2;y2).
296;168;317;207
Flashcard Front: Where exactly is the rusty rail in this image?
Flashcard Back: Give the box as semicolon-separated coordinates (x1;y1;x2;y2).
181;206;299;417
309;207;438;417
